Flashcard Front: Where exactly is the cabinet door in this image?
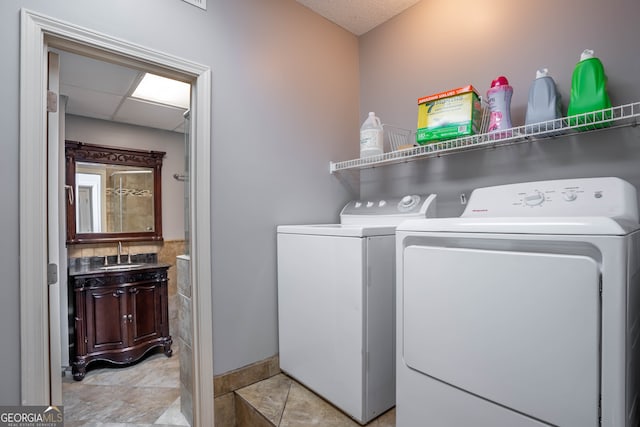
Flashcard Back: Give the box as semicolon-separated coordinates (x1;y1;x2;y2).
85;287;129;354
128;283;162;345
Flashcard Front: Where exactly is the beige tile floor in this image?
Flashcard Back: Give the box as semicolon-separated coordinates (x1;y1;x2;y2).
236;374;396;427
63;345;395;427
62;345;189;427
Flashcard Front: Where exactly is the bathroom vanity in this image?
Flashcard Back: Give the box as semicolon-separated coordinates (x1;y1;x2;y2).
68;263;172;380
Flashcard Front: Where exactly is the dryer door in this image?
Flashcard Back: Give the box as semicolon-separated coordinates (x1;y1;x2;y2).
402;245;600;427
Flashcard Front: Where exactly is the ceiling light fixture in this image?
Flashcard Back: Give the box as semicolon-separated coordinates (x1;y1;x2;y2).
131;73;190;109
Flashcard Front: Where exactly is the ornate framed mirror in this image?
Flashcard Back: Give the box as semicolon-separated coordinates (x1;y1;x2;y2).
65;141;165;244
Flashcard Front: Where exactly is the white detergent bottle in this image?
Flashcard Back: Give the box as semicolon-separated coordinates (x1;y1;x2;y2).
360;112;384;158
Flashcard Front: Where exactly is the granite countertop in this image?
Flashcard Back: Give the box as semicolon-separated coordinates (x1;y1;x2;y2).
68;253;169;276
69;262;170;277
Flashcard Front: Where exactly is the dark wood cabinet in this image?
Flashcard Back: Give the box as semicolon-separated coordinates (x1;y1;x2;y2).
69;265;172;380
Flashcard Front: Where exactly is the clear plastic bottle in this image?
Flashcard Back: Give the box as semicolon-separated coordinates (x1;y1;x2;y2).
360;112;384;158
486;76;513;135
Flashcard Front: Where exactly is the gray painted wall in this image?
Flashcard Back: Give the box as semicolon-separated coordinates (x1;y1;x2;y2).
1;0;357;402
205;2;358;375
358;0;640;216
65;115;186;240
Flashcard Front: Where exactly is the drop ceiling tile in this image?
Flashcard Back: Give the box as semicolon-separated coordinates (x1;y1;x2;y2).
58;50;141;96
114;98;186;132
62;84;124;121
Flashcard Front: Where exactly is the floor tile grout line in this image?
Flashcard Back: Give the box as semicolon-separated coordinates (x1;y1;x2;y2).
276;377;293;427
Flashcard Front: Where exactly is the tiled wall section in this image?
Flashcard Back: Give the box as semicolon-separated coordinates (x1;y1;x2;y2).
214;355;281;427
177;255;193;426
214;392;236;427
67;239;186;336
67;241;163;259
159;240;187;338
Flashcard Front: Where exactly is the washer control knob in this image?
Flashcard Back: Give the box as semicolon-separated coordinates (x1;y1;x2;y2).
355;202;362;208
563;191;578;202
524;191;545;206
366;201;374;208
379;200;387;207
398;195;420;211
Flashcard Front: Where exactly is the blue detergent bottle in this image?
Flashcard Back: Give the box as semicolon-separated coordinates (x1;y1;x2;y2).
524;68;562;134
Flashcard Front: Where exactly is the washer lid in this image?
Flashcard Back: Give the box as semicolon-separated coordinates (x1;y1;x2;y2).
277;224;397;237
397;216;640;235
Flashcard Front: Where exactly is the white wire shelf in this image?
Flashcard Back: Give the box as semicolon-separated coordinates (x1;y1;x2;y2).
330;102;640;173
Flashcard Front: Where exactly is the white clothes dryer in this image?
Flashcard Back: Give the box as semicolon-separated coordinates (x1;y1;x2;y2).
278;194;436;424
396;177;640;427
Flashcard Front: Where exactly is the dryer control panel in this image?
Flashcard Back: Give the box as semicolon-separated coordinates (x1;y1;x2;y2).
462;177;638;222
340;194;437;225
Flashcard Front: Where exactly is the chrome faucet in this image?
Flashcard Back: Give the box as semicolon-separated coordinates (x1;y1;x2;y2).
117;241;122;264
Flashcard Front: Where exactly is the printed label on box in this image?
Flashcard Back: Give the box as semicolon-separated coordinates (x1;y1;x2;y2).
417;86;481;144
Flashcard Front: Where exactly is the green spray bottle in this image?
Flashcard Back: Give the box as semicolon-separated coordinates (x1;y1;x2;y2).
567;49;612;129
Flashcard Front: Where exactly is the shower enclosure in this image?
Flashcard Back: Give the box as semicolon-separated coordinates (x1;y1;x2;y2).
109;169;154;232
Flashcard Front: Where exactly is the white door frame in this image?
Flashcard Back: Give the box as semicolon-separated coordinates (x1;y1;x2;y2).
47;50;63;405
20;9;214;426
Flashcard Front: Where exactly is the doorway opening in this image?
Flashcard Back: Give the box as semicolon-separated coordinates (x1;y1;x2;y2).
19;9;213;426
58;48;191;424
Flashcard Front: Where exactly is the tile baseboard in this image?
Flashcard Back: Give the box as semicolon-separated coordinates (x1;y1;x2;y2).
214;355;280;397
214;392;236;427
214;355;280;427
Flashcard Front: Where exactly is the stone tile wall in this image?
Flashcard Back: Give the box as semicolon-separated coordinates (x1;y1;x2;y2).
176;255;193;426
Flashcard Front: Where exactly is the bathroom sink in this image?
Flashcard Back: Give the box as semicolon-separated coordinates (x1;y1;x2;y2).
100;264;143;271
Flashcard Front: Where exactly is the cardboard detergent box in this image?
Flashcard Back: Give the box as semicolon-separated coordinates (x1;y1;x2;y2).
416;85;482;144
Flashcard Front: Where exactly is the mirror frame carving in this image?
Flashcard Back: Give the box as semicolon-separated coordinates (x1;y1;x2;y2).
65;140;165;244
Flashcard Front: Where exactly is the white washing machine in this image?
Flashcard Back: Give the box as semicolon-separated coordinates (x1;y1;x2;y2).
396;177;640;427
278;193;437;424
